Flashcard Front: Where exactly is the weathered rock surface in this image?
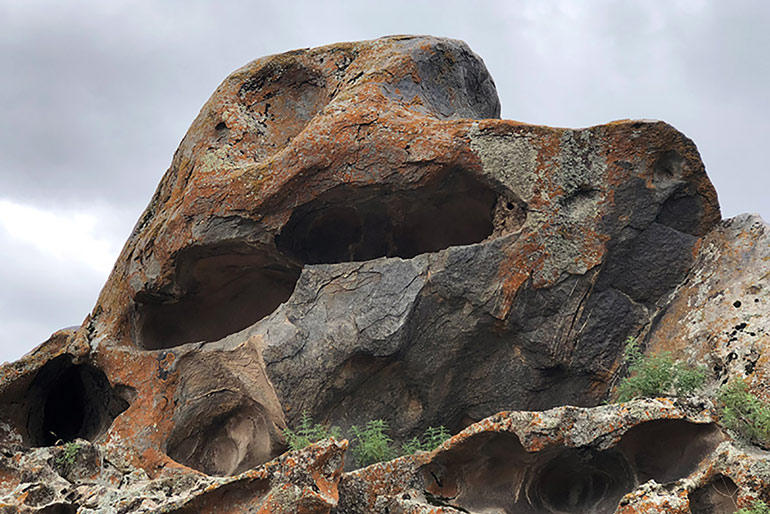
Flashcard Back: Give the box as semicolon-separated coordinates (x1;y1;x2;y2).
333;398;769;514
0;35;767;512
647;214;770;399
1;399;768;513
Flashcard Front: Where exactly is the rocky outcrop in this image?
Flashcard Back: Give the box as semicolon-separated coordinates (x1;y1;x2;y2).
333;398;768;514
0;35;767;512
647;214;770;398
1;399;767;513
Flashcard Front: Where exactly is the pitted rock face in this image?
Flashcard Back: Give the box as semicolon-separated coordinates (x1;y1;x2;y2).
4;35;768;514
69;34;721;449
333;399;769;514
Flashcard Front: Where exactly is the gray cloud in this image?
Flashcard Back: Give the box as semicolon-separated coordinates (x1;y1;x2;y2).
1;0;768;362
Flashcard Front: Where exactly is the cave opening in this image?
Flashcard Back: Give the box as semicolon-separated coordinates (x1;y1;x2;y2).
275;170;497;264
134;246;300;350
26;356;129;447
421;419;725;514
134;170;501;350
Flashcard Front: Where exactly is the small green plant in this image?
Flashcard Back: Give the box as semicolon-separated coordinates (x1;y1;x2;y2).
56;441;81;468
350;419;398;467
400;436;424;455
283;411;341;451
737;500;770;514
615;337;707;402
400;426;451;454
718;378;770;448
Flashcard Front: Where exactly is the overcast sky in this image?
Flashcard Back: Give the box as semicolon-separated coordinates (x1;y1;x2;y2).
1;0;768;363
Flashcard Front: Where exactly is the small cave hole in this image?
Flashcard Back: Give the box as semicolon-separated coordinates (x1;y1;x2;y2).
653;150;683;179
276;170;497;264
134;245;300;350
689;474;739;514
26;356;130;447
528;449;634;514
734;300;742;308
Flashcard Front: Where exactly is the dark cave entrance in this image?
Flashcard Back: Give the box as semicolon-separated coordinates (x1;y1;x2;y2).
275;170;497;264
26;355;129;447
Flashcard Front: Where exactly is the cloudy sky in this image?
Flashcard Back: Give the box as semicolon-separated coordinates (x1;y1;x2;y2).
1;0;768;363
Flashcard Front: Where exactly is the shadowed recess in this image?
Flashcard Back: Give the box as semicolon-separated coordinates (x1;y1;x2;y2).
134;170;503;350
134;244;300;350
276;170;497;264
166;391;283;476
26;355;129;447
37;505;77;514
616;419;723;484
164;479;270;514
526;449;634;513
422;419;723;514
689;474;739;514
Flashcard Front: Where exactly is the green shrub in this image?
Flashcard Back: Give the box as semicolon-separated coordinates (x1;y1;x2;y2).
718;378;770;448
737;500;770;514
55;441;81;469
284;413;452;468
283;411;341;451
350;419;398;467
615;337;707;402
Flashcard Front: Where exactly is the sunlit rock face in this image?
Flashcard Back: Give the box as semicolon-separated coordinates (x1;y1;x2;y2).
1;35;768;513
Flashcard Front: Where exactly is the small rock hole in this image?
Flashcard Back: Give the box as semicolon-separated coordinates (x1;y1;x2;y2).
734;300;742;308
689;474;739;514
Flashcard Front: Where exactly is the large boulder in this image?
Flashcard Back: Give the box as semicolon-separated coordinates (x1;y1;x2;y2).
2;35;766;513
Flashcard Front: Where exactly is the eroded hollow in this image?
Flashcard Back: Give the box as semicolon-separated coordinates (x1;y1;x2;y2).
275;170;498;264
423;432;634;514
166;392;283;476
689;474;739;514
134;244;300;350
527;449;635;514
422;419;724;514
617;419;723;484
26;356;129;447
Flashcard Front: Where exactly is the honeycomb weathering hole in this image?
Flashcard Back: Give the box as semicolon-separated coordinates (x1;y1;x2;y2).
689;474;739;514
617;419;723;484
275;171;498;264
26;356;129;447
134;247;300;350
528;449;634;514
424;419;724;514
166;394;281;476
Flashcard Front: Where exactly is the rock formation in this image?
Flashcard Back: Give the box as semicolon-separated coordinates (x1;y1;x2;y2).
0;35;767;513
